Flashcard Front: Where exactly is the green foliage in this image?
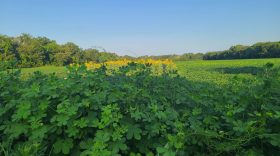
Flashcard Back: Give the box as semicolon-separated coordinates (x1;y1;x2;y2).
0;34;121;68
204;41;280;60
53;138;74;154
0;63;280;155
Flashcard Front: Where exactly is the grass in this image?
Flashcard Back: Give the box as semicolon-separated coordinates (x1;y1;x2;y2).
175;58;280;85
18;58;280;85
20;66;67;78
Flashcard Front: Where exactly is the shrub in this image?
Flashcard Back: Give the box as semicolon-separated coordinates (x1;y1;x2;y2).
0;63;279;155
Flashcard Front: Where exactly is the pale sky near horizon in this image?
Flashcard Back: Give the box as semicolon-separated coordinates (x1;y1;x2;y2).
1;0;280;56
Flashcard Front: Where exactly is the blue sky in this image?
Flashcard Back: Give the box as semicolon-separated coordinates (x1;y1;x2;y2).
1;0;280;56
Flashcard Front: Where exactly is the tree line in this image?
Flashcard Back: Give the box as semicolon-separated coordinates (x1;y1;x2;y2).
138;53;204;61
203;41;280;60
0;34;120;67
1;34;280;68
0;34;207;68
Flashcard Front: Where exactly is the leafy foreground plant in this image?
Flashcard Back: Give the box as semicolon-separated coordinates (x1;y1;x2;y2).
0;63;279;156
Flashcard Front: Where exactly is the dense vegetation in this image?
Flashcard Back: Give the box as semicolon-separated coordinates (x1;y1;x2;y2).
204;42;280;60
0;34;120;67
1;33;280;155
1;61;280;155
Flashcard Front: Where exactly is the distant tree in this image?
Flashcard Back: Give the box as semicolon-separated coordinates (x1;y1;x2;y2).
204;42;280;60
98;52;119;62
82;48;100;62
44;41;61;64
0;35;18;62
16;34;48;67
54;42;81;65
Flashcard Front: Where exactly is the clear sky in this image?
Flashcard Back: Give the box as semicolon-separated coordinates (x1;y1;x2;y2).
1;0;280;56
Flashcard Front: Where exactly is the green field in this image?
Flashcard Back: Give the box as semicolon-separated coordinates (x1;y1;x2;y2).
20;58;280;84
176;58;280;85
2;58;280;155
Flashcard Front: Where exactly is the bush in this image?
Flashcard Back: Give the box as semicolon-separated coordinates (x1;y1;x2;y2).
0;63;279;155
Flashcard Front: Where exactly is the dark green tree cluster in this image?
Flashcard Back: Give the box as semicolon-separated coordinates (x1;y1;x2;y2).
0;34;119;67
204;42;280;60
